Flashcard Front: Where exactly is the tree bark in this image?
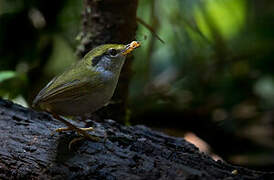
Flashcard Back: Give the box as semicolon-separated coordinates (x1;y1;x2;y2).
77;0;138;122
0;98;273;180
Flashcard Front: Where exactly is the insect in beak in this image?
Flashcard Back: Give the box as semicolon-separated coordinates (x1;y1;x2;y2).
122;41;141;55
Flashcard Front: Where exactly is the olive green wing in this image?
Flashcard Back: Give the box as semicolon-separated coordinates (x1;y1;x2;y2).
32;64;101;107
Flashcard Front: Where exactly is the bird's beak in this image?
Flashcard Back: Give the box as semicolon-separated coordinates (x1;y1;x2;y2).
122;41;141;55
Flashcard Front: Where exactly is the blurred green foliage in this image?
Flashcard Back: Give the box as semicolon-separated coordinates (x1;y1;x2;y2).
0;71;16;83
0;0;81;102
132;0;274;169
133;0;274;114
1;0;274;169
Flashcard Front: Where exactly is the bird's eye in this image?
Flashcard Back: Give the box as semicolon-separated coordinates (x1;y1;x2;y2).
108;48;118;57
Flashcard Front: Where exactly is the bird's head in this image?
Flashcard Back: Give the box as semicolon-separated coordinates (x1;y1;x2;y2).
84;41;140;72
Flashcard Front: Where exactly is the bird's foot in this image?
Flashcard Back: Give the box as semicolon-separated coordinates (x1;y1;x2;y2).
55;127;94;133
51;114;100;149
53;126;99;141
52;126;99;150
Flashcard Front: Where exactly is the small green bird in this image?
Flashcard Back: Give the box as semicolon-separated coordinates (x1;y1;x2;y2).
33;41;140;141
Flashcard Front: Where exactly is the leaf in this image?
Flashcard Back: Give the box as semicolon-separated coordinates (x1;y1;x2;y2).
0;71;16;83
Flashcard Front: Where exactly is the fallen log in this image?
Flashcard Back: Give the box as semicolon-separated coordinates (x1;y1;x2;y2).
0;98;273;179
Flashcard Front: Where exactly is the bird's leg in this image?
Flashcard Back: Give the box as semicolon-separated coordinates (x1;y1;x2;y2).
52;114;99;142
55;127;94;133
68;137;85;150
104;100;122;107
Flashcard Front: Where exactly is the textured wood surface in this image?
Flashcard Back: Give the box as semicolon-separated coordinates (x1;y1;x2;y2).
0;98;273;179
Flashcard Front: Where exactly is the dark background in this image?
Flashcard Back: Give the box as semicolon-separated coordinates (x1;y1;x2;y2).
0;0;274;171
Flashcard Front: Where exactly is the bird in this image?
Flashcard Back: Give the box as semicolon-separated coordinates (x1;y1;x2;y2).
32;41;140;144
